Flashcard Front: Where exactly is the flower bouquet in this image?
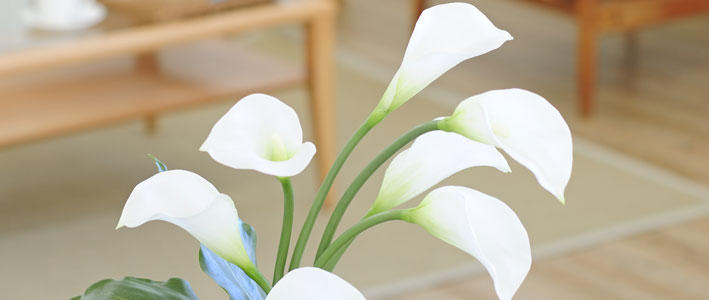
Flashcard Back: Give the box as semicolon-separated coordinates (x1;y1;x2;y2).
72;3;572;300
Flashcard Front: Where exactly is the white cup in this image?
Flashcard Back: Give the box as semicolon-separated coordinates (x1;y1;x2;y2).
32;0;90;23
24;0;105;31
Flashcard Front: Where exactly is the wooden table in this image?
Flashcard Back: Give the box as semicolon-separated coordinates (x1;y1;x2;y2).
0;0;337;182
412;0;709;115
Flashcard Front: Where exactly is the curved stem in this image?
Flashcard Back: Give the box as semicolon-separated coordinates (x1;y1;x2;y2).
321;238;350;271
272;177;294;284
314;210;406;270
244;266;272;294
289;120;375;270
315;120;440;259
321;207;416;270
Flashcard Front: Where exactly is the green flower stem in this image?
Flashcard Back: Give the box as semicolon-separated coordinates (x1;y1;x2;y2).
272;177;294;284
289;119;376;270
315;120;441;259
244;265;272;294
314;210;407;270
321;240;348;271
320;207;417;270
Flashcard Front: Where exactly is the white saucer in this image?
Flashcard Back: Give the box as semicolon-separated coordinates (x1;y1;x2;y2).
23;1;107;31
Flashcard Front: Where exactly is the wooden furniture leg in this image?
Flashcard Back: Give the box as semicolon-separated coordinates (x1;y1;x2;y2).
624;32;638;63
136;52;160;133
306;4;336;206
413;0;427;29
622;31;639;90
577;0;598;116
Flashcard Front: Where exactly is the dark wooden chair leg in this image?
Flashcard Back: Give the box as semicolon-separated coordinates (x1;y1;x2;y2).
577;0;598;116
622;31;639;91
413;0;426;30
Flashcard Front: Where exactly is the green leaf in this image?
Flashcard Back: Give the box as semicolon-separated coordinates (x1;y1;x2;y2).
147;154;168;172
74;276;199;300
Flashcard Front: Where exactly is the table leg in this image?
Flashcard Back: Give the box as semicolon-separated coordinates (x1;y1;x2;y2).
136;52;160;133
577;0;598;116
306;7;337;207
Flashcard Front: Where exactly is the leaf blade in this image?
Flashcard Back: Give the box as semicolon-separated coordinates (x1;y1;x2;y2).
199;220;265;300
75;276;199;300
147;154;169;172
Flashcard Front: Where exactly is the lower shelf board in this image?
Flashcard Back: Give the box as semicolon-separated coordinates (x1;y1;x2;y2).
0;40;304;147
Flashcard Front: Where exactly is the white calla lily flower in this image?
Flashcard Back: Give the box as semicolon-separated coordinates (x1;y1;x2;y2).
368;131;510;215
440;89;572;203
117;170;253;271
200;93;316;177
374;2;512;116
266;267;365;300
405;186;531;300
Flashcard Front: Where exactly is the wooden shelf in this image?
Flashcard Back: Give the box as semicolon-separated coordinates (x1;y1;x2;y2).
0;40;303;147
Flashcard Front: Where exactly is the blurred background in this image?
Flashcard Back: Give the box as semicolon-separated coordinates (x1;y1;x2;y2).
0;0;708;299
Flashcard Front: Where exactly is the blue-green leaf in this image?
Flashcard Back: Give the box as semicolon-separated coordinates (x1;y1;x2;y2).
199;220;265;300
148;154;169;172
74;276;199;300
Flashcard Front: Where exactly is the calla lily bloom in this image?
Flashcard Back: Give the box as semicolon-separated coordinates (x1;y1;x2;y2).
374;2;512;117
405;186;531;300
266;267;365;300
439;88;572;203
200;93;316;177
368;131;510;215
117;170;254;272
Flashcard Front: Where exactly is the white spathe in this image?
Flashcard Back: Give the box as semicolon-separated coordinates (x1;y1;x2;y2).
369;131;510;215
375;2;512;116
407;186;531;300
441;88;572;203
116;170;253;270
266;267;366;300
201;93;316;177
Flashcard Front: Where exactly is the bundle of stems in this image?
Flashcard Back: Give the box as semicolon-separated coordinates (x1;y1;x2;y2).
271;109;441;284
